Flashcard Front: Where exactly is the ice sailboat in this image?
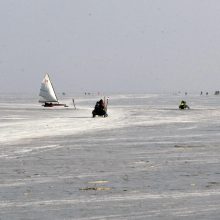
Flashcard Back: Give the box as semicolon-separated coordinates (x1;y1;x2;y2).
39;73;68;107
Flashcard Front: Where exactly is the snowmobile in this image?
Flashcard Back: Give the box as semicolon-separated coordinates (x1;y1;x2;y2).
92;99;108;117
92;108;108;117
179;100;190;110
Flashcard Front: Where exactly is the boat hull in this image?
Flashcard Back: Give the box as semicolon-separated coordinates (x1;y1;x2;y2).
43;102;68;107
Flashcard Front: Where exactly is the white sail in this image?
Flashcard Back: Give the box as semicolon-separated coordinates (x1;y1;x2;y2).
39;74;58;103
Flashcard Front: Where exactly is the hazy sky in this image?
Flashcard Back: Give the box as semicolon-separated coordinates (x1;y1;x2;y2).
1;0;220;93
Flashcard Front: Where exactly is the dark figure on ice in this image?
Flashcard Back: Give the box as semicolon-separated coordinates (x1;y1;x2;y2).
92;99;108;117
179;100;190;110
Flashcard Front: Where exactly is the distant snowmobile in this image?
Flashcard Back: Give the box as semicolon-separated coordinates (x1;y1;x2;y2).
92;98;108;117
179;100;190;110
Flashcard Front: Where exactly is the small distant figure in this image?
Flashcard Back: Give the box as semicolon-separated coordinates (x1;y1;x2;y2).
179;100;190;110
206;92;208;95
92;99;108;118
185;92;188;96
200;91;203;95
72;98;76;109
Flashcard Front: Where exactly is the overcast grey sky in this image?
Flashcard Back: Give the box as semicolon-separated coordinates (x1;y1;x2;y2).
1;0;220;93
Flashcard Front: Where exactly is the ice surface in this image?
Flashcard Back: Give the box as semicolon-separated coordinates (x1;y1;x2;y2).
0;93;220;219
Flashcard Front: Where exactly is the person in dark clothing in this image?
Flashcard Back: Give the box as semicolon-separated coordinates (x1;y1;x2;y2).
179;100;190;110
92;99;108;117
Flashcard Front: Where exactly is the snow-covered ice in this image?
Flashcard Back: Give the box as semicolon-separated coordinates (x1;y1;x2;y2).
0;93;220;219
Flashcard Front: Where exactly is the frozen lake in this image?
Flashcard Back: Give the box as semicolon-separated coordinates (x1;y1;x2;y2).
0;93;220;219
